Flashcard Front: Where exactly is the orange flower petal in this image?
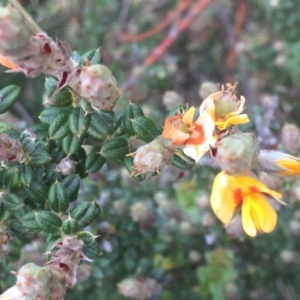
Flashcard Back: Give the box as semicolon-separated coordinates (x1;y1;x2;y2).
0;55;19;70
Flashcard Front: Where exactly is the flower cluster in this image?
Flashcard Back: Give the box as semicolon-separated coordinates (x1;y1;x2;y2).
158;83;300;237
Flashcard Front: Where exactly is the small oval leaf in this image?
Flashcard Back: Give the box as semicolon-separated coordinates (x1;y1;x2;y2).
68;107;91;137
70;202;101;228
62;217;79;235
35;211;62;233
132;116;158;142
0;85;20;114
85;147;106;173
48;112;71;140
48;182;69;213
100;137;129;160
61;174;80;202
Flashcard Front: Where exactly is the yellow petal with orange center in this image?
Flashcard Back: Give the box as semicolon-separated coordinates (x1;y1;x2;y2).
0;55;19;70
277;159;300;175
234;175;283;203
242;194;277;237
182;106;195;125
210;171;243;225
215;114;249;130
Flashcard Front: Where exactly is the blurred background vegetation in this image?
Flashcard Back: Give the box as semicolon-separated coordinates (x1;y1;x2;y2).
2;0;300;299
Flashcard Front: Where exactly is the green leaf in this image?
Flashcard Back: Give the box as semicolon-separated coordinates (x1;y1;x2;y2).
48;112;71;140
0;202;5;220
61;174;80;202
3;194;22;212
35;211;62;233
87;110;114;141
62;217;79;235
83;241;102;259
80;49;101;65
23;180;48;204
50;147;66;164
21;211;41;231
171;151;196;170
123;156;145;182
28;123;49;140
124;102;144;136
132;116;158;142
2;167;20;192
39;106;71;125
48;182;69;213
77;231;96;245
70;202;101;228
68;107;91;137
85;147;106;173
9;219;26;236
62;134;83;155
100;137;129;160
0;121;7;133
29;149;50;166
46;87;73;107
0;85;20;114
80;98;93;114
19;164;34;186
22;137;35;154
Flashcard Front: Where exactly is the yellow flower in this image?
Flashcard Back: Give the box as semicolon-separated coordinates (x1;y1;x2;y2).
210;171;284;237
258;150;300;176
200;83;249;130
162;107;216;161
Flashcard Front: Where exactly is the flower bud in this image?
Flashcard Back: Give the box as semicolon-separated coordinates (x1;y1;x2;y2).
224;282;240;299
281;123;300;153
0;134;23;163
196;193;210;209
56;158;76;175
75;64;121;110
201;212;216;228
179;221;197;236
280;250;295;264
0;5;31;54
0;231;11;257
118;277;158;300
258;150;300;176
113;199;128;216
199;81;219;99
130;201;154;227
289;219;300;235
163;91;183;111
212;133;259;175
129;137;175;176
188;250;202;264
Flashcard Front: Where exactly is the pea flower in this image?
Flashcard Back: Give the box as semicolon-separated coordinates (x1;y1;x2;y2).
162;106;216;161
210;171;285;237
258;150;300;176
200;83;249;130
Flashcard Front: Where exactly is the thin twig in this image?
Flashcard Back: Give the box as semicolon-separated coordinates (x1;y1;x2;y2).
13;101;34;126
122;0;212;90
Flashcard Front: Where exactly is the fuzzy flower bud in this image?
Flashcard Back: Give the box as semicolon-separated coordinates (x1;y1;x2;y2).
258;150;300;176
73;64;121;110
118;277;158;300
129;137;175;176
212;133;259;175
163;91;183;111
130;201;154;228
0;134;23;163
0;231;11;257
281;123;300;154
56;157;76;175
0;5;31;53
